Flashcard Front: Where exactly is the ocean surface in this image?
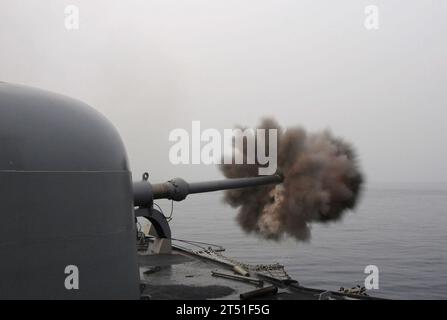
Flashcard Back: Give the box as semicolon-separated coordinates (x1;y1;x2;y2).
166;184;447;299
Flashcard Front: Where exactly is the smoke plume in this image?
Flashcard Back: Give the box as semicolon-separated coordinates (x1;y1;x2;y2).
220;118;364;241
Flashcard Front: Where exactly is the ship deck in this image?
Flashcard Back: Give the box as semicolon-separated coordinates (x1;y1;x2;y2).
138;238;383;300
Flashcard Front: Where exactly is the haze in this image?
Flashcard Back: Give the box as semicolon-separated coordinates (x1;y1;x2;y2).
0;0;445;185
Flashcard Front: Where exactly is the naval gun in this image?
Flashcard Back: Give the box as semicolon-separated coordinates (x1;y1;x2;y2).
0;82;282;299
132;173;283;253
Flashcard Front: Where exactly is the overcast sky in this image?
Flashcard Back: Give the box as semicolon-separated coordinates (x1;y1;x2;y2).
0;0;445;185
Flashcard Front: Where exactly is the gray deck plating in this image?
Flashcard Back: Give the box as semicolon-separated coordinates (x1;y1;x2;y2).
140;256;255;299
137;247;385;300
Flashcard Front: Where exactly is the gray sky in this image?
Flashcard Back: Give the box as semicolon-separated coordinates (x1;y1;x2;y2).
1;0;446;184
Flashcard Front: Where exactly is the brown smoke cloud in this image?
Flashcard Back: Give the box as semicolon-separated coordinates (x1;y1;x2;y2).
220;118;364;242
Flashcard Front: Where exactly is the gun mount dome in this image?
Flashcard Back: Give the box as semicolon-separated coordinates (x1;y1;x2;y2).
0;82;128;171
0;83;139;299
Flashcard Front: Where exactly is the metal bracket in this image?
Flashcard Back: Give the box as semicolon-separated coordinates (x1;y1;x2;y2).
135;207;171;239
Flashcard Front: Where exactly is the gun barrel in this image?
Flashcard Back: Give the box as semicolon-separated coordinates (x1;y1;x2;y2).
133;174;283;207
187;174;283;194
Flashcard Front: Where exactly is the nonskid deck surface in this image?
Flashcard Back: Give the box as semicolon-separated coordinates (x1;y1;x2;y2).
137;240;382;300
